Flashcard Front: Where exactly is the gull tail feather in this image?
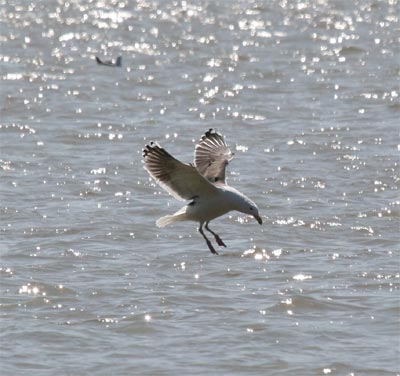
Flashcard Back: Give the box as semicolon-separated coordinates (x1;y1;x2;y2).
156;207;188;228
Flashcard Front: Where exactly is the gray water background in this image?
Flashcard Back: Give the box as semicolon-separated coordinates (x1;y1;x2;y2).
1;0;399;375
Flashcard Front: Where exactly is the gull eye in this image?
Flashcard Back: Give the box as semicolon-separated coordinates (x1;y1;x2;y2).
249;207;253;211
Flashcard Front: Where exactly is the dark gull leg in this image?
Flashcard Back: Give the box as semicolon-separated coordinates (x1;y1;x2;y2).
199;223;218;255
205;221;226;247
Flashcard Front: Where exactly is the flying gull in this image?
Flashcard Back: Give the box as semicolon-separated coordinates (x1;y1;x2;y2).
143;129;262;255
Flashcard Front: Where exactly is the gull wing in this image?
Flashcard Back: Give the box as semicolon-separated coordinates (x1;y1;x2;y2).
194;129;234;184
143;142;218;201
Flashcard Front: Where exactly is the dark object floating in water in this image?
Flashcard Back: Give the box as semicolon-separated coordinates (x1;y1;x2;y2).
95;56;122;67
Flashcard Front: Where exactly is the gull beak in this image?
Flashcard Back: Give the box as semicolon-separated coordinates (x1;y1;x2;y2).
254;214;262;225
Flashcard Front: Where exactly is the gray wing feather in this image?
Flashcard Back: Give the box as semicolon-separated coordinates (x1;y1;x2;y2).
194;129;233;183
143;142;218;201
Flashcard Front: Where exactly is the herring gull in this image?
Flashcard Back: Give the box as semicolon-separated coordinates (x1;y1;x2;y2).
143;129;262;255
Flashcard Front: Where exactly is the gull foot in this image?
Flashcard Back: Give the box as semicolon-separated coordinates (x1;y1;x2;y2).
207;241;219;255
215;235;226;247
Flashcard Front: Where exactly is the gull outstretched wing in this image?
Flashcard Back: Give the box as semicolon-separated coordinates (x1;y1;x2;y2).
143;142;218;201
194;129;234;184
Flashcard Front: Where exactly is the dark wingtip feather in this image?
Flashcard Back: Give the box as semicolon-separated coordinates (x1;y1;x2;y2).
143;142;156;158
201;128;222;141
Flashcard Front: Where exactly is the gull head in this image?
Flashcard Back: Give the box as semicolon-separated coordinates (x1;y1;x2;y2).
237;196;262;225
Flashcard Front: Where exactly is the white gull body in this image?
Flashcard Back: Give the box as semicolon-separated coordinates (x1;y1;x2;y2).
143;129;262;254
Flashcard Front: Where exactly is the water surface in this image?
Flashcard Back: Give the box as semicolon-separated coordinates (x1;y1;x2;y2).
1;0;399;375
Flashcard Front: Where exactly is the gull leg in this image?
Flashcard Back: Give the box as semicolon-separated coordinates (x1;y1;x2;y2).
199;223;218;255
205;221;226;247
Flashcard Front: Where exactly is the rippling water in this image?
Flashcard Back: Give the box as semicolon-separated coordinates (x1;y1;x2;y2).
1;0;399;375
